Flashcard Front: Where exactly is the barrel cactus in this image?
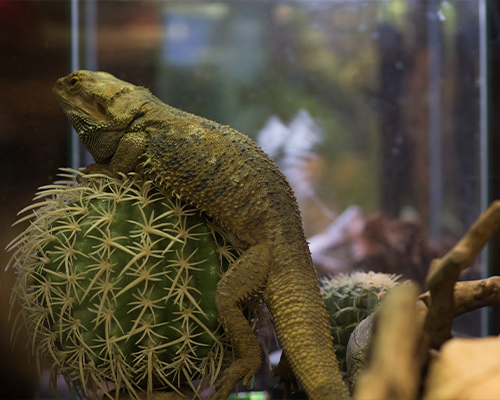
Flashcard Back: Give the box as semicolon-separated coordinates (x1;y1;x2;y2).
7;169;260;399
320;271;400;371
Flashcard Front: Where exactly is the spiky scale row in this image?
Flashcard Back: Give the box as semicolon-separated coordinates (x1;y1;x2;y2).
320;271;400;372
7;170;245;400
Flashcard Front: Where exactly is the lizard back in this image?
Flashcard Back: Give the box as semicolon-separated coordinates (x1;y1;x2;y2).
138;100;306;251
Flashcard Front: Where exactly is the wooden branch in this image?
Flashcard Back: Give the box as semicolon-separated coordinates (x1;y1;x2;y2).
352;202;500;399
354;283;423;400
423;200;500;349
417;276;500;318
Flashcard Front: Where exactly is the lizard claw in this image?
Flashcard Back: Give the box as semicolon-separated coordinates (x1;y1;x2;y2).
213;359;258;400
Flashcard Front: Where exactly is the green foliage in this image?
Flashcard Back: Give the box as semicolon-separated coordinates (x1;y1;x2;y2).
320;271;400;372
7;170;243;399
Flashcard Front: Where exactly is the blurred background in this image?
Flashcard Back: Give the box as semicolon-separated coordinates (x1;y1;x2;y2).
1;0;499;398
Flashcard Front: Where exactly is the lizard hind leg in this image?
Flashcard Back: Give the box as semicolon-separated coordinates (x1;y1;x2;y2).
272;352;299;399
213;244;273;400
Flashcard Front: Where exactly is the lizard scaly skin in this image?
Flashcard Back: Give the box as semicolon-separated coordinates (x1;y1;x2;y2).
53;70;350;400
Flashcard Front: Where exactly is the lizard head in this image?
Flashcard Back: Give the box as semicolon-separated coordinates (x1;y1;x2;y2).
53;70;149;163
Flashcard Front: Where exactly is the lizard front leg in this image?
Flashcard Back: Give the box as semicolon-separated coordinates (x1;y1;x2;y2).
81;131;147;178
213;244;272;400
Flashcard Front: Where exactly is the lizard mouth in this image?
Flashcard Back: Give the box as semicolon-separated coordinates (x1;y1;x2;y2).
54;95;98;129
53;84;104;127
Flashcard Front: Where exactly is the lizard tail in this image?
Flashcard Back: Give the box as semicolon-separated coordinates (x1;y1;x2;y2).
264;253;351;400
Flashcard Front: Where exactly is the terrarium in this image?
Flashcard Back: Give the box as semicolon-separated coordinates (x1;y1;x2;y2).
0;1;495;399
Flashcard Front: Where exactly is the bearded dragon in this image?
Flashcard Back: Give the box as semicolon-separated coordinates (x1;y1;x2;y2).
53;70;350;400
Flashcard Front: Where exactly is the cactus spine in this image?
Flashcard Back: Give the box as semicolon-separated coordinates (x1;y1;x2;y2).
7;170;247;399
320;271;400;371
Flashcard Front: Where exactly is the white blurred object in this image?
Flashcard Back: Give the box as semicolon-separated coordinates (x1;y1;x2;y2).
257;110;334;218
308;206;365;274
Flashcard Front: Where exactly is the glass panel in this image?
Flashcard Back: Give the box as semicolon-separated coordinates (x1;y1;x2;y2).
0;0;489;397
77;0;487;312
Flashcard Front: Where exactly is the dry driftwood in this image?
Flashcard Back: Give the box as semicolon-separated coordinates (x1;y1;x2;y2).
422;335;500;400
354;283;423;400
417;276;500;320
422;200;500;349
310;207;438;286
352;201;500;400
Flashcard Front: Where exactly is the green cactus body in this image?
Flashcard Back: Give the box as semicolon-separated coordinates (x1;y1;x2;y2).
320;271;400;372
7;170;244;399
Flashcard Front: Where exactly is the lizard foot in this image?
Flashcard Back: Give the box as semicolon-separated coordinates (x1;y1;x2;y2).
271;359;299;399
77;163;121;184
213;358;259;400
81;163;118;177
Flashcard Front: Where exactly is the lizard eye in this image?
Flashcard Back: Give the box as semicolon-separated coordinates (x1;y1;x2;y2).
69;76;81;92
97;103;107;115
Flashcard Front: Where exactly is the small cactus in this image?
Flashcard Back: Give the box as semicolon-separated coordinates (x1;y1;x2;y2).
6;170;256;399
320;271;400;371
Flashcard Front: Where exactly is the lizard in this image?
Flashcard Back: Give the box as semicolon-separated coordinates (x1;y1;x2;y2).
53;70;351;400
